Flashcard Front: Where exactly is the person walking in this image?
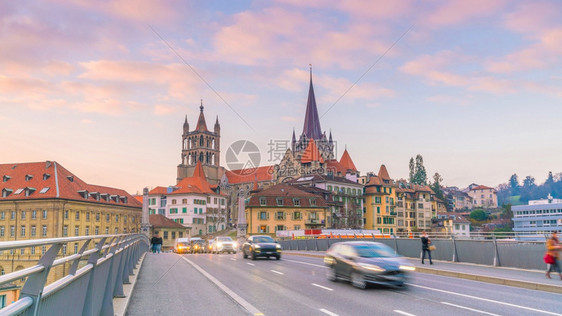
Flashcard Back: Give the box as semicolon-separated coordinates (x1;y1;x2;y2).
421;231;433;265
151;232;163;254
545;230;561;279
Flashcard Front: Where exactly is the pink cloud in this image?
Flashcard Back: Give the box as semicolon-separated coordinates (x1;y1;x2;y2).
424;0;508;26
502;1;562;35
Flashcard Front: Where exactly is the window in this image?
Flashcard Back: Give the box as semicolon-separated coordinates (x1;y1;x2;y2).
310;199;316;206
10;211;15;220
294;225;301;230
259;211;268;220
171;199;177;205
276;198;284;206
106;214;110;222
114;228;118;234
21;211;26;220
260;198;267;206
172;231;176;239
95;226;99;235
32;210;37;219
42;210;47;219
31;247;35;255
63;225;68;236
106;227;109;234
75;211;80;220
293;198;300;206
31;226;36;237
276;225;284;232
21;225;26;237
182;199;187;204
74;243;79;254
85;226;89;235
75;226;79;236
164;231;169;239
10;226;15;237
96;213;100;222
0;212;3;220
293;211;302;220
0;226;4;237
64;210;68;219
182;208;187;213
86;212;90;221
42;225;47;237
276;211;284;220
115;215;119;223
62;244;67;255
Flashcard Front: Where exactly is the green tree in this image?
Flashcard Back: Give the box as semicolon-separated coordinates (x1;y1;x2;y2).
430;172;445;201
409;154;427;185
470;209;488;221
408;157;415;183
509;174;520;195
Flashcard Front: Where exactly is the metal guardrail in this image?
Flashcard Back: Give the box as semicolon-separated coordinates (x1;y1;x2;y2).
0;234;149;316
279;231;551;270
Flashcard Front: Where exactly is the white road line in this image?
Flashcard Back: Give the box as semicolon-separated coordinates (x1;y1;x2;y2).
408;283;560;315
393;310;416;316
230;258;237;261
441;302;500;316
271;270;284;275
284;258;327;269
247;263;255;266
312;283;334;291
180;257;264;316
320;308;339;316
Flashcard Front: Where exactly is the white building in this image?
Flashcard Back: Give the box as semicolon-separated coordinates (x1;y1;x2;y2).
513;195;562;233
148;161;227;236
467;185;497;208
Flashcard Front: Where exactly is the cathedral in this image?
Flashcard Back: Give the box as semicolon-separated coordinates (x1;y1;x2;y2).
176;101;224;186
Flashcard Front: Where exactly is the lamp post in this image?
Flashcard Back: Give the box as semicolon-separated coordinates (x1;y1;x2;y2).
236;189;247;241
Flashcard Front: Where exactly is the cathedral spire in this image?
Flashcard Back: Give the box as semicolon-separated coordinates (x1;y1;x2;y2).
196;99;208;132
183;115;189;134
302;65;322;140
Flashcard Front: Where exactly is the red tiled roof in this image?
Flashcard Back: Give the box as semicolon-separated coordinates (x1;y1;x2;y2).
470;185;494;191
378;165;391;181
0;161;141;207
225;165;274;184
148;186;168;195
149;214;186;229
247;183;328;207
300;139;324;163
339;149;357;172
325;159;346;175
134;195;143;203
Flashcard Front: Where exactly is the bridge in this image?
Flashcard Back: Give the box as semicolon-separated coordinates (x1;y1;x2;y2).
1;234;561;315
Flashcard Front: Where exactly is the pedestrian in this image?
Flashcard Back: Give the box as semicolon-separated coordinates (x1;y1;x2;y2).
545;230;561;279
421;231;433;265
151;232;163;254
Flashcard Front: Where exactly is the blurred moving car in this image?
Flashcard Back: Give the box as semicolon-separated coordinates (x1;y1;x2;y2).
191;239;206;254
323;241;415;289
173;238;191;254
205;239;214;253
242;235;282;260
212;236;237;254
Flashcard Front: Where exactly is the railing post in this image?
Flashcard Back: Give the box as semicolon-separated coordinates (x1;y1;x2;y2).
99;236;122;316
393;234;398;255
69;239;92;275
492;235;500;267
451;234;458;262
122;238;134;284
21;243;63;316
82;237;107;316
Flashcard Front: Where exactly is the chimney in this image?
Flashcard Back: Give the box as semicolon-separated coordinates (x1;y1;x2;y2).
46;161;52;169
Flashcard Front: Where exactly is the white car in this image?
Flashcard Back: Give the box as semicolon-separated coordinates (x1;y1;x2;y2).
212;236;238;254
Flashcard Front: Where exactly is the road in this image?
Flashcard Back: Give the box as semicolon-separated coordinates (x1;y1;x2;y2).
126;252;562;316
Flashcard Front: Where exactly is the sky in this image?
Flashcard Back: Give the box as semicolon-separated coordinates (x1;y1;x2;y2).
1;0;561;195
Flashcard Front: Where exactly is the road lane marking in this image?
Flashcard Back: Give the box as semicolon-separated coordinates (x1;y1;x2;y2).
271;270;284;275
312;283;334;291
441;302;500;316
230;258;237;261
394;310;416;316
320;308;339;316
408;283;560;315
284;259;327;269
180;257;264;316
247;263;255;266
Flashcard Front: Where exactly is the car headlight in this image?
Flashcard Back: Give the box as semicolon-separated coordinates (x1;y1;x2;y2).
217;242;223;248
253;245;261;249
276;244;282;249
399;265;416;271
324;257;335;265
358;262;384;272
233;242;238;248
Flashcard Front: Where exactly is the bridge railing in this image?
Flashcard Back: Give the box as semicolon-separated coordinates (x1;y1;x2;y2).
279;231;550;270
0;234;149;316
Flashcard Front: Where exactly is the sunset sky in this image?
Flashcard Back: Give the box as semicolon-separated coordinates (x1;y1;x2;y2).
1;0;561;194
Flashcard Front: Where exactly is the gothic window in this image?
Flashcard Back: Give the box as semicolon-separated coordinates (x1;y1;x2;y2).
200;137;203;147
199;153;203;162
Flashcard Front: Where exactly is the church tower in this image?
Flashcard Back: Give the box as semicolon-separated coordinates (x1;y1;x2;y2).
177;101;223;185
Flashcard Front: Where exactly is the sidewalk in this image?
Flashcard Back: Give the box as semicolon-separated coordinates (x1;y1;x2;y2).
283;250;562;294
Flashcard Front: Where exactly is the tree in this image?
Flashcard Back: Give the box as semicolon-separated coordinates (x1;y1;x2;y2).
430;172;445;201
414;155;427;185
520;175;537;202
469;209;488;221
509;174;520;195
408;158;415;183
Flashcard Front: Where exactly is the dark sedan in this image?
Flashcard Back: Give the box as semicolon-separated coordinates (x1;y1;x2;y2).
242;235;282;260
324;241;415;289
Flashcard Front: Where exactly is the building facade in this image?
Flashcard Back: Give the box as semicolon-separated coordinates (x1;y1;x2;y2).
245;184;329;235
467;185;497;209
149;214;188;251
512;195;562;233
0;161;142;285
364;165;396;234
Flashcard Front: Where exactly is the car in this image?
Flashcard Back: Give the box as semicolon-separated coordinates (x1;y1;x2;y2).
242;235;282;260
173;238;191;254
191;239;206;254
212;236;237;254
323;241;415;289
204;239;214;253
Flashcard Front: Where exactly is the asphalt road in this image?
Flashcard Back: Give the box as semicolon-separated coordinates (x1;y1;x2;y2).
127;252;562;316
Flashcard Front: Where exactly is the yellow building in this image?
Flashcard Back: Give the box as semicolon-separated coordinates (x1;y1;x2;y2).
245;184;329;235
149;214;188;251
0;161;142;285
364;165;396;234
